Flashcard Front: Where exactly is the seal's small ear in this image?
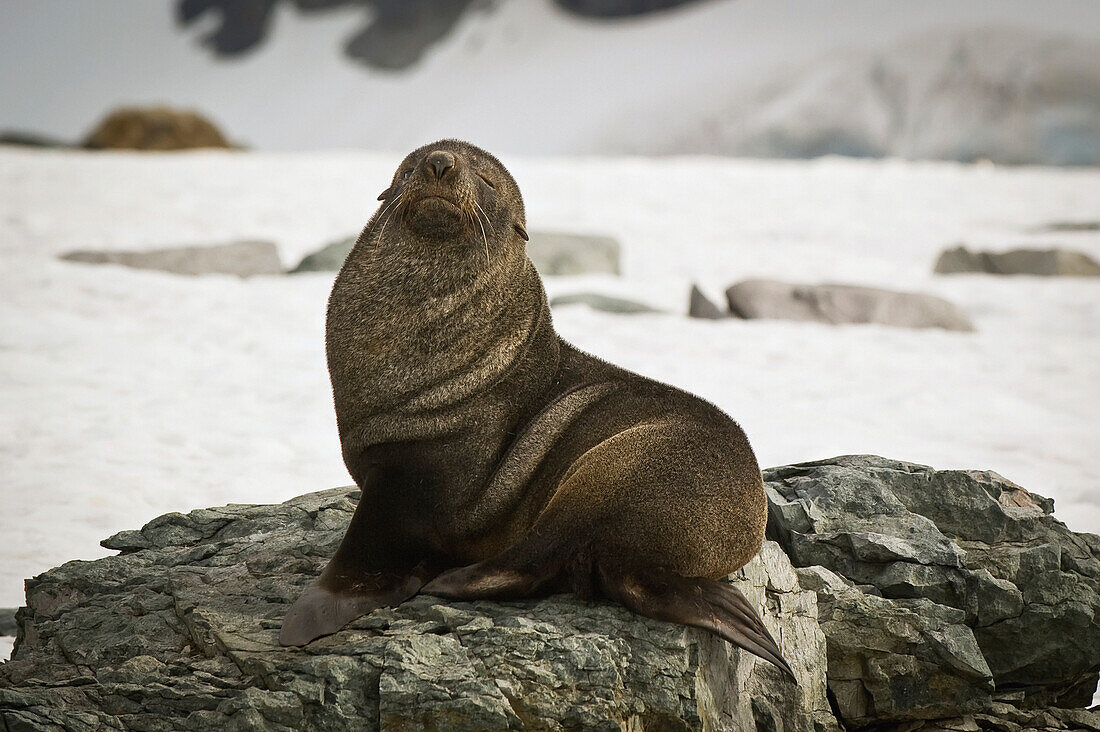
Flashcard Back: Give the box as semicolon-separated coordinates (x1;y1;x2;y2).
513;223;529;242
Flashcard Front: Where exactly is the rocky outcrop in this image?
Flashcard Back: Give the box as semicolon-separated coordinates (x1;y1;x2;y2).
0;488;835;731
934;246;1100;277
765;455;1100;727
4;457;1097;730
82;106;233;151
725;280;975;331
60;240;283;277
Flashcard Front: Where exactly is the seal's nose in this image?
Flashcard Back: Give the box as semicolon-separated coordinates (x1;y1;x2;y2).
425;150;456;180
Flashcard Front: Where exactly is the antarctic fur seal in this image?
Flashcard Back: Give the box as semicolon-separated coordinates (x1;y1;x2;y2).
280;140;793;677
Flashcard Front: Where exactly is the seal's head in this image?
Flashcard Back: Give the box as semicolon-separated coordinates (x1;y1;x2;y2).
375;140;529;255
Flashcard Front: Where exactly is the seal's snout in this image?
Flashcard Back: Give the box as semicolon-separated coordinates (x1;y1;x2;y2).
425;150;456;180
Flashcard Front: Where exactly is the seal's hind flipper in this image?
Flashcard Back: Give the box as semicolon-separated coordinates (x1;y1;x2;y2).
279;576;423;646
599;568;796;680
421;559;553;601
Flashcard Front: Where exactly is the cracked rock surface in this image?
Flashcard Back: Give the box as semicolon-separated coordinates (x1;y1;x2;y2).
0;487;836;731
766;455;1100;727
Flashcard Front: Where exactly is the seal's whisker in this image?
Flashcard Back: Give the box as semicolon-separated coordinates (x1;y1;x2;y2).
376;192;402;224
473;201;496;236
472;206;490;265
377;192;403;241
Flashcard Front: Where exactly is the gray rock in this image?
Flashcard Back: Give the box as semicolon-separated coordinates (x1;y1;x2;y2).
288;236;355;273
726;279;975;331
796;565;993;726
934;245;1100;277
527;231;620;276
0;488;837;731
60;241;283;277
549;292;661;314
688;284;727;319
284;231;621;278
767;455;1100;715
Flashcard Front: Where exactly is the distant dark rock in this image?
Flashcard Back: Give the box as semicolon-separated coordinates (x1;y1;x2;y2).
935;245;1100;277
1031;221;1100;233
178;0;478;70
288;236;355;273
549;292;661;314
83;106;234;151
555;0;707;17
60;241;283;277
766;455;1100;719
527;231;620;276
177;0;710;70
725;279;975;331
688;284;727;319
0;608;16;637
0;131;72;148
0;488;836;731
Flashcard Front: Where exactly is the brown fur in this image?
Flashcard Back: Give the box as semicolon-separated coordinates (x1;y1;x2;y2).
279;140;792;678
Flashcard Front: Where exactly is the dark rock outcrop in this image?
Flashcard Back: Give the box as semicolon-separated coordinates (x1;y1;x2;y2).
0;131;72;148
83;106;234;151
0;609;15;637
726;280;975;331
0;488;835;731
60;241;283;277
1031;221;1100;233
765;455;1100;726
934;246;1100;277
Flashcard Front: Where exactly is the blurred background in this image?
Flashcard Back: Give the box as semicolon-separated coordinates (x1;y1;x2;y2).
4;0;1100;159
1;0;1098;666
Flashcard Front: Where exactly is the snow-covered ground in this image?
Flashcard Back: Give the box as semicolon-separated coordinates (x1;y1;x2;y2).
1;146;1098;637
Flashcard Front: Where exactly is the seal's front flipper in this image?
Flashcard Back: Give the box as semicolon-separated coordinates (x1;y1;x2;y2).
599;567;796;680
279;575;423;646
